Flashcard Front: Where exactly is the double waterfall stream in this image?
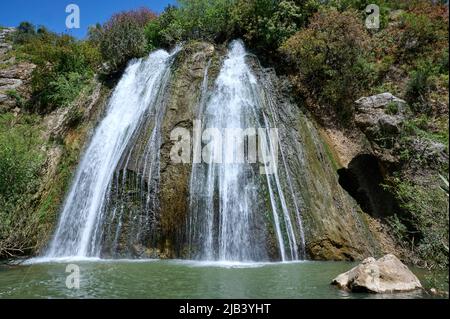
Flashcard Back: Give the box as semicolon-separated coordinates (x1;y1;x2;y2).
45;40;305;262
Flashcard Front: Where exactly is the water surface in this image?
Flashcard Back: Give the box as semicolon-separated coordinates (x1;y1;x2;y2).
0;260;443;299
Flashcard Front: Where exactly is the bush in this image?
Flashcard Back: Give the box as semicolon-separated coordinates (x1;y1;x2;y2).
17;29;100;112
12;21;36;44
0;114;43;217
91;8;157;73
177;0;232;41
393;4;448;64
145;1;233;48
230;0;319;53
399;12;438;56
385;176;449;269
144;5;186;50
144;0;319;54
0;113;45;257
405;60;435;111
44;72;88;107
280;8;373;120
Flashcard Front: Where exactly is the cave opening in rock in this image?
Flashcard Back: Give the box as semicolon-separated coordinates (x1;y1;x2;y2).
337;154;398;219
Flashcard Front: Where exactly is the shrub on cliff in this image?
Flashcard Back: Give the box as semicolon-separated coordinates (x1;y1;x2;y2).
145;0;233;48
229;0;319;54
280;8;373;120
19;33;100;112
176;0;232;41
144;5;184;50
12;21;36;44
91;8;157;73
144;0;319;54
385;175;449;270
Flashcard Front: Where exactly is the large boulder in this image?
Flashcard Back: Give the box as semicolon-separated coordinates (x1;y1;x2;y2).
332;254;422;293
355;93;407;137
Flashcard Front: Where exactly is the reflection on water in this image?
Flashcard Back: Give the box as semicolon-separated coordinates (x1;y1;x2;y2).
0;260;445;299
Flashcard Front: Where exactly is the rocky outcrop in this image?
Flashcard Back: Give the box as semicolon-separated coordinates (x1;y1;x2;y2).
355;93;407;138
332;254;422;293
0;27;36;113
0;28;14;54
352;92;448;168
407;137;448;167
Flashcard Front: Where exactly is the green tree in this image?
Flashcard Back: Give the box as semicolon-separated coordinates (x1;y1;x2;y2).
280;8;373;120
94;8;157;73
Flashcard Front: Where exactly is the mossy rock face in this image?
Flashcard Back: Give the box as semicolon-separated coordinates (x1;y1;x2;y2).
153;42;381;261
250;65;382;261
100;42;219;258
159;42;217;257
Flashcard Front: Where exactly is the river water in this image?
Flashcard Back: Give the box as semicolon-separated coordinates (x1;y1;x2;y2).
0;260;444;299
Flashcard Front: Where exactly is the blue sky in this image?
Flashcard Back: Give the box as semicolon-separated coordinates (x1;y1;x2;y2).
0;0;176;39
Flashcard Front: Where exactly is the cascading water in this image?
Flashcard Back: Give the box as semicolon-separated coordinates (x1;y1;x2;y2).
188;40;305;262
44;40;304;262
46;49;177;258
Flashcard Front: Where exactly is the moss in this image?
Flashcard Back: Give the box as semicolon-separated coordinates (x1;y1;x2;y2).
318;130;342;171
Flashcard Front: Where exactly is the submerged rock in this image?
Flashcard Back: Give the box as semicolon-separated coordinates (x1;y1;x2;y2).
331;254;422;293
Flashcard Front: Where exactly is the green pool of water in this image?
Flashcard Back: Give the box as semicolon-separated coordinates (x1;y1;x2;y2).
0;259;446;299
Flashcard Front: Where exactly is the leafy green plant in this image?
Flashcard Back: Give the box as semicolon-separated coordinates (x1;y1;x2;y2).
12;21;36;44
15;28;100;112
45;72;88;107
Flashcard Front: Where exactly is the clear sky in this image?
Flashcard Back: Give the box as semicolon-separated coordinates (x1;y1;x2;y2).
0;0;177;39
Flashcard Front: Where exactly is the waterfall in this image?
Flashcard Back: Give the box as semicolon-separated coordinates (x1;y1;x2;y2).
46;49;177;258
45;40;304;262
188;40;305;262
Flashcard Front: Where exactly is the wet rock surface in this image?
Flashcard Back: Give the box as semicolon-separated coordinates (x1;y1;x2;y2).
158;42;217;257
252;65;382;261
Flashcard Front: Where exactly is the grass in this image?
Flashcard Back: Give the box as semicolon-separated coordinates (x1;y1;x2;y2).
0;112;45;257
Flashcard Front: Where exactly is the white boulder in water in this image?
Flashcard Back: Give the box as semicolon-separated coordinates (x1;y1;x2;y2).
331;254;422;293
